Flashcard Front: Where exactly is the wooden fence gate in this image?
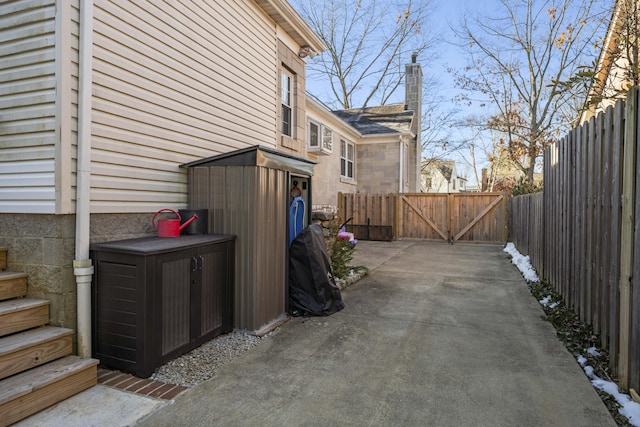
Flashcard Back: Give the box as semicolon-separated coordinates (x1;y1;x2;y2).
338;192;508;243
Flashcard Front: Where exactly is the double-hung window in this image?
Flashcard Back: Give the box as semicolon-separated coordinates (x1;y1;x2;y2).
340;139;354;179
281;70;293;137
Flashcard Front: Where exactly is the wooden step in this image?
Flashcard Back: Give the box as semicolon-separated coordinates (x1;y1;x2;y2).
0;248;6;271
0;355;99;427
0;272;28;301
0;299;49;337
0;326;73;381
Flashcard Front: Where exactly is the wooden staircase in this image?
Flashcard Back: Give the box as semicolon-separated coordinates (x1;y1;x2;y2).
0;248;98;426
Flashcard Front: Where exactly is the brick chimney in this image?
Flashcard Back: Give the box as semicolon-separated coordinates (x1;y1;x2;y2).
405;52;423;139
405;53;423;192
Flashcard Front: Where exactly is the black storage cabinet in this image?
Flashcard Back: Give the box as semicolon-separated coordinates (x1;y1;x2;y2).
90;234;235;378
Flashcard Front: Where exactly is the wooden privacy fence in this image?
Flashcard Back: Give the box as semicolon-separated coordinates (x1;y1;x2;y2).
509;89;640;392
336;193;396;241
508;193;544;272
338;192;508;243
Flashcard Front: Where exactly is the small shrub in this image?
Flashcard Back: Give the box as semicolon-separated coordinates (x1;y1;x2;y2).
329;224;356;279
511;177;543;196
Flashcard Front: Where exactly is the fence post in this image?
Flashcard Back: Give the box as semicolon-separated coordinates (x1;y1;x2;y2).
396;192;402;240
501;192;508;243
619;88;638;391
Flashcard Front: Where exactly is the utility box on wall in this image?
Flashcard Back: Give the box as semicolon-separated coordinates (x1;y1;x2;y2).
182;145;314;332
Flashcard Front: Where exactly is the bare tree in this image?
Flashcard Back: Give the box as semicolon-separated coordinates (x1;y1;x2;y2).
457;117;518;192
291;0;434;109
453;0;609;183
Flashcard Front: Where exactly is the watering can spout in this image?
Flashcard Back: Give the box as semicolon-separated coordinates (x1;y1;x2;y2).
179;214;198;232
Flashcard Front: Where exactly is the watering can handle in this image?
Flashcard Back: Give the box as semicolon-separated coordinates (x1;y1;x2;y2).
152;208;181;229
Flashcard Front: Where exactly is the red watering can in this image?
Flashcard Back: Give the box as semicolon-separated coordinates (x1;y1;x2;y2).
152;208;198;237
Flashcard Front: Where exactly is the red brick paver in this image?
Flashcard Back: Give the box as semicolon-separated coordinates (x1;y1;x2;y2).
97;367;189;400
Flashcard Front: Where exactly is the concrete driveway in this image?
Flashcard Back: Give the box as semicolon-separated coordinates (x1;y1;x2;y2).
136;241;614;427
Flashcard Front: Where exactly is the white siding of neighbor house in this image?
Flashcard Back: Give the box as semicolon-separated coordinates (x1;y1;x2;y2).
1;0;78;214
90;0;278;213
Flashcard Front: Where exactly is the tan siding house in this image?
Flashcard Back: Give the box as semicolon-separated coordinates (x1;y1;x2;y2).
1;0;323;349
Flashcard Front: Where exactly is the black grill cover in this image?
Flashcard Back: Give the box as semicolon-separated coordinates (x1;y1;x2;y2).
289;224;345;316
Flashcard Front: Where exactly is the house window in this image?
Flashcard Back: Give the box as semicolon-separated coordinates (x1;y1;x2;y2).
322;126;333;152
308;121;320;148
340;139;354;179
308;121;333;154
281;70;293;137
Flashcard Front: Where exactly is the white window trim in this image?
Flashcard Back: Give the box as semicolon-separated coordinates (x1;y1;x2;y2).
340;139;355;179
308;120;320;148
307;120;333;154
281;69;294;137
321;126;333;153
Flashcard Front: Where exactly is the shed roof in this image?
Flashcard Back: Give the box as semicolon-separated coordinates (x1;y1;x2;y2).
181;145;316;176
332;103;415;136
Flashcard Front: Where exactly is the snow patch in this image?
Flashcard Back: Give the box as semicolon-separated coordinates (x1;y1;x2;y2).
580;362;640;426
587;347;601;357
503;243;540;282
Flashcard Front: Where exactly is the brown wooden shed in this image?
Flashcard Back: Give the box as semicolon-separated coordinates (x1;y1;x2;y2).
181;146;315;333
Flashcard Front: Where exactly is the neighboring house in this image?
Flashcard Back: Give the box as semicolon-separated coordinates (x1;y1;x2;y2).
307;54;423;210
1;0;324;354
581;0;637;123
421;160;467;193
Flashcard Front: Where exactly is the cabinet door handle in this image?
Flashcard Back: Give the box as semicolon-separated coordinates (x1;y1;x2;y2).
198;255;204;271
191;257;198;272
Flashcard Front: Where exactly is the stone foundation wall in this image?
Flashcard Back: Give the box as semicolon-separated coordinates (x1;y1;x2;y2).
0;214;77;330
312;211;340;260
0;213;156;343
90;213;156;244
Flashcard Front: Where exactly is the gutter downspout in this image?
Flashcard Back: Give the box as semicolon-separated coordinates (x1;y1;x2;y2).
399;139;404;193
74;0;94;358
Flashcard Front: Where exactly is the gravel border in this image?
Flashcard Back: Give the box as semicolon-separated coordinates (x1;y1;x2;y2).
150;330;277;387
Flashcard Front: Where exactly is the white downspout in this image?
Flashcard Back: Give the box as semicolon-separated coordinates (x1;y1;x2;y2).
398;139;404;193
74;0;94;358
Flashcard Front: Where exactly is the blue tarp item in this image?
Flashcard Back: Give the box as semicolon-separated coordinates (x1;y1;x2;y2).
289;196;305;246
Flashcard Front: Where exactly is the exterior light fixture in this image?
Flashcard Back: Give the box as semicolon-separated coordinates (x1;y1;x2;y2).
298;45;316;59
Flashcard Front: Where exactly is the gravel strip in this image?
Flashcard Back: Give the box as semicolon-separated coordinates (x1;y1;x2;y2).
150;330;276;387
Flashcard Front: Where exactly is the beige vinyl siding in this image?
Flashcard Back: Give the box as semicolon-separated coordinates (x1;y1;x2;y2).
0;0;60;213
58;0;79;215
91;0;278;213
